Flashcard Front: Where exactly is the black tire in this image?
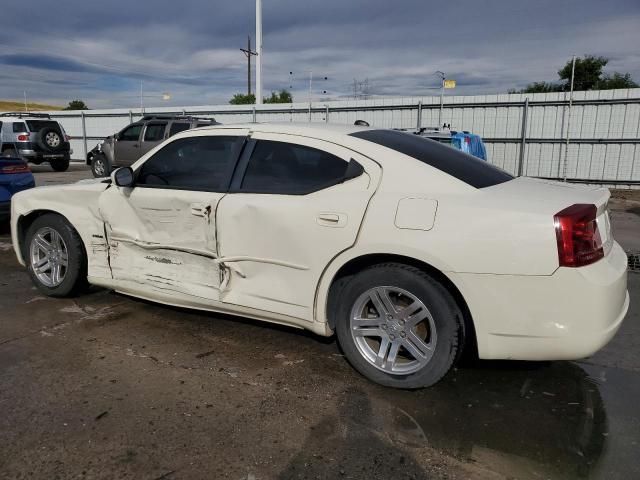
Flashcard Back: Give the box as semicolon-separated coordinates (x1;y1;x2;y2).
36;127;65;153
50;156;70;172
2;147;18;157
335;263;460;389
24;213;87;297
91;153;110;177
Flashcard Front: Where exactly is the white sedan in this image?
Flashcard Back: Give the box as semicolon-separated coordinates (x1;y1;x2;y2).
10;123;629;388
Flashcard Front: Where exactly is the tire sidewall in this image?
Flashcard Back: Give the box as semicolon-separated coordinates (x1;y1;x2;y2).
335;264;459;388
25;214;85;297
37;127;64;153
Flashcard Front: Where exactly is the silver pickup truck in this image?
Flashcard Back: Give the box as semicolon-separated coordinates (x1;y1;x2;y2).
87;115;218;177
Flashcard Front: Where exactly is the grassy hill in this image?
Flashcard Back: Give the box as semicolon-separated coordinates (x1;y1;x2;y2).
0;100;63;112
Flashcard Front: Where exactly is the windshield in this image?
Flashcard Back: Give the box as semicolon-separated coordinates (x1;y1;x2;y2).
350;129;512;188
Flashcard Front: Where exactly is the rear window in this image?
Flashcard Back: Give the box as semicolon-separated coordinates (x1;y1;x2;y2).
26;120;61;133
169;122;190;136
350;129;512;188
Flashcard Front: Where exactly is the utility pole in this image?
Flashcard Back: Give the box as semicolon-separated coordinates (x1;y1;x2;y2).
255;0;263;104
240;36;257;96
435;71;445;127
562;55;576;182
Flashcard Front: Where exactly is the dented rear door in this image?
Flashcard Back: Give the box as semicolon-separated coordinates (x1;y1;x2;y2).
216;132;381;322
98;130;247;304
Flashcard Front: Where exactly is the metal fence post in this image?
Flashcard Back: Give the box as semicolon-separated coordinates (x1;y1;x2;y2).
325;105;329;123
81;111;88;160
252;106;257;123
416;101;423;130
517;98;529;176
128;110;133;123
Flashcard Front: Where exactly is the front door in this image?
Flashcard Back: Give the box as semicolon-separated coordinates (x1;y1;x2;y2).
114;123;143;166
99;130;246;304
216;133;381;322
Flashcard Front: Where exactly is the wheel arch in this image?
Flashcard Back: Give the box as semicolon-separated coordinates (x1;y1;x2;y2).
320;252;478;360
16;210;87;265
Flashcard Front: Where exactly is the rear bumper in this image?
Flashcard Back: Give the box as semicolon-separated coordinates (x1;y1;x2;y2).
15;142;72;161
451;241;629;361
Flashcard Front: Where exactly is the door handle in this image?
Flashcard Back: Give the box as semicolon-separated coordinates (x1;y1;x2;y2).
317;213;347;228
190;203;210;217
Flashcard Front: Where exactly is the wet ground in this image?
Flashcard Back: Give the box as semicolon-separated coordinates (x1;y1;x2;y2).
0;165;638;479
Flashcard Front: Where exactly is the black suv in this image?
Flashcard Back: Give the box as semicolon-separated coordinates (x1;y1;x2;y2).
0;113;72;171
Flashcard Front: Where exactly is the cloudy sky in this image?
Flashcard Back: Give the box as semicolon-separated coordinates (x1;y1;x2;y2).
1;0;639;109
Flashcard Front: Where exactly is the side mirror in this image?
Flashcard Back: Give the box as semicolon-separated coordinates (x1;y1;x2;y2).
113;167;134;187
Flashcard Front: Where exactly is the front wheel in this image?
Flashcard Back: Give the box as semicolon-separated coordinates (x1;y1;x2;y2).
91;153;110;177
25;213;87;297
50;156;70;172
335;263;460;388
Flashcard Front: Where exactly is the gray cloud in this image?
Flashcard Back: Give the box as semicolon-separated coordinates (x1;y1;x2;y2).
0;0;639;108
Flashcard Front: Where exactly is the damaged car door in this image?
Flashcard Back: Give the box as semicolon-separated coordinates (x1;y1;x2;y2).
98;131;246;303
216;133;381;322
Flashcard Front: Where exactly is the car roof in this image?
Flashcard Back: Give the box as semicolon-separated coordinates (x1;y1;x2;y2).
192;122;368;137
0;113;55;121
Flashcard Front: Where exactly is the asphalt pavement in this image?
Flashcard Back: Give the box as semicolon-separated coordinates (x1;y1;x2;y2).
0;164;638;479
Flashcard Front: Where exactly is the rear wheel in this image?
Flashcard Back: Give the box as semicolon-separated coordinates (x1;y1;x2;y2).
50;156;70;172
335;263;460;388
25;214;87;297
91;153;110;177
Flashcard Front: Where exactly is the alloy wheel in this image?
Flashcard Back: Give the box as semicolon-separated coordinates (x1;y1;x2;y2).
46;131;61;148
29;227;68;287
350;286;437;375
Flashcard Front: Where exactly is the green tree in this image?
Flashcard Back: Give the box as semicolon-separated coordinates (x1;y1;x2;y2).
64;99;89;110
596;72;638;89
264;89;292;104
517;81;564;94
558;55;607;91
229;93;256;105
512;55;637;93
229;90;292;105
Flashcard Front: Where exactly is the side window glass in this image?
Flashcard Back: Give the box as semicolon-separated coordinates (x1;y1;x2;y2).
241;140;349;194
169;122;190;136
144;123;167;142
137;136;239;191
13;122;27;133
120;125;142;141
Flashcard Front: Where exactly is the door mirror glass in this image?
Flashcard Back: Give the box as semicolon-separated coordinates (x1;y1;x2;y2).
113;167;134;187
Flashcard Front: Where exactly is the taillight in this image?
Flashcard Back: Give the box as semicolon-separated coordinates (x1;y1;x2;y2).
554;204;604;267
0;164;30;174
17;134;30;141
65;134;71;141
